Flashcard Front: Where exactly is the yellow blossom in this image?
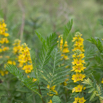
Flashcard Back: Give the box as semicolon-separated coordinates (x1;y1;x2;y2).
48;100;52;103
22;65;33;73
0;48;2;52
79;97;86;103
75;84;83;92
78;74;85;81
0;70;5;76
33;78;37;82
72;58;85;66
47;85;50;89
2;47;9;51
12;61;16;65
101;78;103;83
72;65;86;72
7;60;12;64
83;87;86;90
4;33;9;37
51;85;56;91
72;74;79;82
62;48;69;53
73;97;79;103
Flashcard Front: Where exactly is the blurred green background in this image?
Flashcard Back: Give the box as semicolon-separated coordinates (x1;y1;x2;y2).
0;0;103;47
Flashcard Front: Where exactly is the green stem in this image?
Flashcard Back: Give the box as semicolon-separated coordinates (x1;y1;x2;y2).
38;85;45;103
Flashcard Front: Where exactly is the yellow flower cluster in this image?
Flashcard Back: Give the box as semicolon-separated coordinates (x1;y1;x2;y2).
47;85;58;96
7;60;16;65
13;39;21;54
72;84;83;93
0;19;10;76
12;40;36;81
71;32;86;103
58;35;69;86
59;35;69;60
18;43;33;73
48;99;52;103
0;19;9;52
0;70;8;76
73;97;86;103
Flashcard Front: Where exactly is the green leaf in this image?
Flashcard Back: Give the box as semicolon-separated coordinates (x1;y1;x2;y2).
90;91;96;101
52;95;61;103
37;32;58;71
88;88;95;93
6;65;41;98
35;31;45;43
63;19;73;45
88;37;103;53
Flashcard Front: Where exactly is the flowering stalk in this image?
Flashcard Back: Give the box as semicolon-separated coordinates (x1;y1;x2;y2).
0;19;10;76
58;35;69;86
18;43;33;73
71;32;86;103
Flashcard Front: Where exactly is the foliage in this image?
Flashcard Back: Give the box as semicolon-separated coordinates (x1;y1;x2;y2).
0;1;103;102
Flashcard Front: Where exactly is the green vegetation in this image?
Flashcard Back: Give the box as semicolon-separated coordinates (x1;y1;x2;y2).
0;0;103;103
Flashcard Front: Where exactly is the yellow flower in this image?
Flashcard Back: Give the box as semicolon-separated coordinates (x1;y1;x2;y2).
78;74;85;81
72;37;78;42
72;74;79;82
48;93;53;96
0;48;2;52
2;47;9;51
61;54;69;60
74;41;83;47
12;61;16;65
101;78;103;83
79;97;86;103
51;85;56;91
18;62;23;67
4;33;9;37
72;65;86;72
0;70;5;76
58;35;69;60
7;60;12;64
47;85;57;96
64;42;68;47
33;78;37;82
73;97;79;103
72;46;84;52
72;87;76;93
83;87;86;90
75;84;83;92
62;48;69;53
47;85;50;89
53;90;58;95
78;53;85;59
48;100;52;103
22;65;33;73
72;59;85;66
